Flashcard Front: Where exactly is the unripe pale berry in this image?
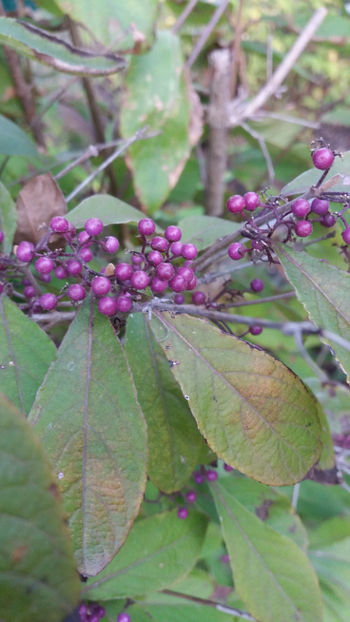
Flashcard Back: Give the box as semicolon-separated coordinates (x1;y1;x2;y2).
84;217;103;236
116;295;132;313
151;236;169;252
170;241;183;256
115;262;133;281
148;250;163;266
79;246;93;262
138;218;155;236
312;147;334;170
182;243;198;260
35;256;54;275
192;291;206;305
103;236;119;254
68;284;86;302
117;613;131;622
50;216;69;233
131;270;151;289
24;285;36;298
169;275;186;292
92;276;111;296
98;296;118;316
227;194;245;213
177;507;189;519
250;325;263;336
156;262;175;281
342;227;350;244
66;259;83;276
228;242;246;260
174;293;185;304
165;225;182;242
295;220;312;237
250;278;264;293
16;241;34;263
185;490;197;503
206;469;218;482
311;198;329;216
39;293;57;310
54;265;68;279
244;191;260;211
292;198;310;219
151;277;168;294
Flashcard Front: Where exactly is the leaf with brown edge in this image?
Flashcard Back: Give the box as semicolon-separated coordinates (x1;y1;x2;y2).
28;299;147;576
14;173;66;244
150;312;323;486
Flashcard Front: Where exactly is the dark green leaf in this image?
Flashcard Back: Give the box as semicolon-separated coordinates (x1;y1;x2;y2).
0;181;17;253
0;113;37;157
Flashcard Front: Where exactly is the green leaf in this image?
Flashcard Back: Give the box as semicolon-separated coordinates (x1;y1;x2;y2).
67;194;143;228
0;394;80;622
0;113;37;157
0;296;56;414
281;151;350;196
150;312;322;486
28;300;147;576
120;31;191;213
0;181;17;253
0;17;125;76
126;603;239;622
83;509;208;600
276;245;350;380
212;478;323;622
178;215;241;251
125;313;205;493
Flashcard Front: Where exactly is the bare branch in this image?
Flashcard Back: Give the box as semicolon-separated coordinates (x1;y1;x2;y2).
162;590;256;621
187;0;230;68
172;0;200;34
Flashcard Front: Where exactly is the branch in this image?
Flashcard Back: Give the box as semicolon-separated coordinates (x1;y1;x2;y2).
186;0;230;68
172;0;200;34
161;590;256;621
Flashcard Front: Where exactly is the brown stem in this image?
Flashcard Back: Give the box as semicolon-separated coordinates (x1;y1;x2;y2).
230;0;244;97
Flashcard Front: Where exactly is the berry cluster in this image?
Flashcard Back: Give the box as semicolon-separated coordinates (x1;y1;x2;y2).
176;463;235;520
79;602;105;622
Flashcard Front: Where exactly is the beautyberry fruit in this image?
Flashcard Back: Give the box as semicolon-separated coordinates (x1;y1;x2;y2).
66;259;83;276
54;265;68;279
312;147;334;170
228;242;246;260
295;220;312;237
79;246;93;262
186;276;197;290
50;216;69;233
250;278;264;293
206;469;218;482
250;325;263;335
0;231;4;243
151;236;169;253
227;194;245;213
170;241;183;256
192;291;206;305
39;293;57;311
185;490;197;503
193;471;204;484
117;613;131;622
165;225;182;242
177;507;189;519
84;217;103;237
148;250;163;266
156;262;175;281
311;198;329;216
116;295;132;313
16;241;34;263
224;464;234;472
131;270;151;289
103;236;119;254
174;293;185;304
132;254;143;266
68;284;86;302
292;198;310;219
151;277;168;294
98;296;118;316
182;243;198;260
35;256;54;275
342;227;350;244
177;266;194;283
169;275;186;292
321;212;336;228
92;276;111;296
115;263;133;281
138;218;155;236
244;191;260;211
24;285;36;298
78;230;91;246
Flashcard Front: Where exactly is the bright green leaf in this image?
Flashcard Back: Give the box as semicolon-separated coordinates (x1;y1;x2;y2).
0;113;37;157
125;313;205;493
0;296;56;414
179;215;241;251
67;194;143;228
0;394;80;622
83;509;208;599
0;181;17;253
150;312;322;486
29;300;147;576
212;478;323;622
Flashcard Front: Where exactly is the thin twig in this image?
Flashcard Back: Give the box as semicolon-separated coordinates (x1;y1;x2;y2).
55;140;124;180
161;590;256;621
198;261;257;284
230;0;244;97
186;0;230;68
253;111;319;129
291;483;300;510
172;0;200;34
241;121;274;183
31;76;79;128
224;291;295;307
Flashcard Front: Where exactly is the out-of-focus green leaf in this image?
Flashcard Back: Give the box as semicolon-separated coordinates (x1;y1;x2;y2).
67;194;143;228
0;181;17;253
179;215;240;251
0;113;37;157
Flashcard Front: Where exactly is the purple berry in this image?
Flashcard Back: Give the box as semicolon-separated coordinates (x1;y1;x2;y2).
0;231;4;243
117;613;131;622
185;490;197;503
92;276;111;296
24;285;36;298
35;256;54;275
39;293;57;311
39;273;52;283
79;246;93;262
151;236;169;253
151;277;168;294
96;605;106;618
186;276;197;291
115;263;133;281
228;242;246;260
79;603;88;617
84;218;103;237
78;231;91;246
206;469;218;482
147;250;163;266
132;254;143;266
138;218;155;236
311;198;329;216
16;241;35;263
116;295;132;313
193;471;204;484
103;236;119;254
165;225;182;242
292;198;310;219
50;216;69;233
66;259;83;276
54;265;68;279
131;270;151;289
182;243;198;260
156;262;175;281
170;241;183;256
244;192;260;211
177;266;194;284
312;147;335;170
98;296;118;316
177;507;189;520
250;325;263;336
192;291;206;305
174;293;185;304
221;554;230;564
342;227;350;244
169;275;186;293
0;282;4;294
224;463;234;472
321;212;336;228
227;194;245;213
68;284;86;302
295;220;312;237
250;278;264;293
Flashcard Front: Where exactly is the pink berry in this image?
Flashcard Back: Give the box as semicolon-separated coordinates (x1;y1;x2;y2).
224;463;234;472
292;198;310;219
39;273;51;283
165;225;182;242
192;291;206;305
151;277;168;294
35;256;54;275
131;270;151;289
170;241;183;256
169;275;186;293
182;243;198;260
98;296;118;316
66;259;82;276
342;228;350;244
311;198;329;216
244;192;260;211
68;284;86;301
92;276;111;296
39;293;57;311
79;246;93;262
132;254;143;266
16;241;34;263
312;147;334;170
84;217;103;236
186;276;197;291
116;295;132;313
174;293;185;304
250;325;263;336
295;220;312;237
78;230;91;246
0;231;4;243
50;216;69;233
321;213;336;228
54;265;68;279
206;469;218;482
148;250;163;266
24;285;36;298
115;263;133;281
185;490;197;503
117;613;131;622
227;194;245;213
151;236;169;253
103;236;119;254
138;218;155;236
177;507;189;520
228;242;246;260
250;278;264;293
156;262;175;281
